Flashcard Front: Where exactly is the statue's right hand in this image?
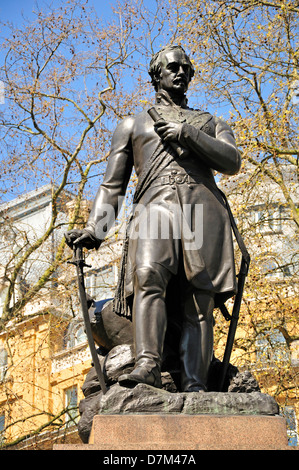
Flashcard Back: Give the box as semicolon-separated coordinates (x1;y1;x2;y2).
64;229;101;250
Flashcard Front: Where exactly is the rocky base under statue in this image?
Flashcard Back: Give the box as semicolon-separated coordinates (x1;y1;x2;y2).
78;343;279;444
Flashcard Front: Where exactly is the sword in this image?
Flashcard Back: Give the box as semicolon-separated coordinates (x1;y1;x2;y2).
215;189;250;392
218;257;249;392
69;245;107;394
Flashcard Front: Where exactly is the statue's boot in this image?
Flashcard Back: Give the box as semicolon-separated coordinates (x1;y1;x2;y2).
179;289;215;393
118;265;171;389
118;363;162;388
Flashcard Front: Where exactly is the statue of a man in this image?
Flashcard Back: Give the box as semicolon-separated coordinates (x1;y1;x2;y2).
65;45;241;392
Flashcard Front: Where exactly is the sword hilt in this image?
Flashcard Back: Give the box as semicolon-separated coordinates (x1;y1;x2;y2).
68;245;91;268
68;244;107;394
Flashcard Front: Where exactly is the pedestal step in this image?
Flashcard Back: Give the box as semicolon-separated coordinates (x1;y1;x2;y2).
54;413;290;450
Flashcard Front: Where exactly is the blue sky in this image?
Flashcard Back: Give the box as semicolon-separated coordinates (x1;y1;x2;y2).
0;0;116;24
0;1;122;201
0;0;161;202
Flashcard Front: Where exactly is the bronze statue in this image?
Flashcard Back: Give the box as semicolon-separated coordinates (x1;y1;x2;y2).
65;45;241;393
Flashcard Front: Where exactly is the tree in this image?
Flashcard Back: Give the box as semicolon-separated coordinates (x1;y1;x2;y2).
0;0;181;447
0;0;141;321
175;0;298;225
173;0;299;421
0;0;298;446
0;0;181;323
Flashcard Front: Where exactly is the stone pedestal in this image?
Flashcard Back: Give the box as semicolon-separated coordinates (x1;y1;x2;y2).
54;383;292;450
54;413;290;450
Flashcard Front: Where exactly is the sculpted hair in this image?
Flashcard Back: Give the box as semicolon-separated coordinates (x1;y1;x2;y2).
148;45;195;91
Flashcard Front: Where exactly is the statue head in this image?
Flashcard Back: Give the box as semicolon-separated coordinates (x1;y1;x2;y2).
148;45;195;94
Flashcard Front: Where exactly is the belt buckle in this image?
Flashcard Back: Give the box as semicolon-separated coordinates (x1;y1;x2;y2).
175;174;187;184
160;174;190;185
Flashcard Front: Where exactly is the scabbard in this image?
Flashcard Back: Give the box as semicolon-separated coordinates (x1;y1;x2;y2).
75;246;107;394
218;257;248;392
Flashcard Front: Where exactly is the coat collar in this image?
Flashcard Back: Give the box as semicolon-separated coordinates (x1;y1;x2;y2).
155;90;188;109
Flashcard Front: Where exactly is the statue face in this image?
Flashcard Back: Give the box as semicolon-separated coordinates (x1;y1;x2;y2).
157;49;192;97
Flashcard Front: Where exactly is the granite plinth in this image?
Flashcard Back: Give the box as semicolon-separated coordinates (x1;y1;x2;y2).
54;413;290;450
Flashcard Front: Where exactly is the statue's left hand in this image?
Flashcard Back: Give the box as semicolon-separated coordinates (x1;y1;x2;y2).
154;120;183;143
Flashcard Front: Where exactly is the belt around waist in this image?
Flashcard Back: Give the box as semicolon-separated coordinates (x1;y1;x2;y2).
151;172;211;188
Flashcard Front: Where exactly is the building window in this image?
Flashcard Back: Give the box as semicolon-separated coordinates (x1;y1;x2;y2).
260;257;292;279
256;329;290;366
291;340;299;366
254;205;283;234
85;264;117;301
280;407;298;446
261;258;279;278
74;325;86;345
0;349;8;382
291;254;299;277
64;385;78;423
0;289;7;318
64;321;87;349
0;414;5;446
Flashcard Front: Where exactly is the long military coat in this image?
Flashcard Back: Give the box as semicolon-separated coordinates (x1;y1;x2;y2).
86;92;241;315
